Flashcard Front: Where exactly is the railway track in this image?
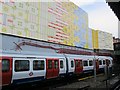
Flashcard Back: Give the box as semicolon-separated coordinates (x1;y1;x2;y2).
2;73;104;90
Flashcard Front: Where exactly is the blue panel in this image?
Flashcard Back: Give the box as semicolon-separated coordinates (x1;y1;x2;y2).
13;76;45;85
73;7;89;48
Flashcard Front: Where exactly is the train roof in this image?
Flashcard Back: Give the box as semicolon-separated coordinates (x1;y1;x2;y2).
0;51;66;59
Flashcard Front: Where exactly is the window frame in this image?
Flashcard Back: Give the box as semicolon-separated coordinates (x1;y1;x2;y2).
15;60;30;72
48;60;52;69
54;60;59;69
33;60;45;70
2;59;10;72
89;60;93;66
71;60;74;68
103;60;105;65
83;61;88;66
99;60;102;65
75;60;79;67
60;60;64;69
80;60;83;67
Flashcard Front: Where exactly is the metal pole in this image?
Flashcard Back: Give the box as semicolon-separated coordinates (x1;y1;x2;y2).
93;50;96;82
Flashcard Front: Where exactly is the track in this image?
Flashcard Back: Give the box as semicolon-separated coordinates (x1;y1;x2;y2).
2;73;104;90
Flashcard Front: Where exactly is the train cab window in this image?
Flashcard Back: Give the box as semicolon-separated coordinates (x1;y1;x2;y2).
99;60;102;65
103;60;105;65
33;60;44;70
83;61;88;66
2;59;10;72
54;60;58;69
48;60;52;69
60;60;63;68
89;60;93;66
71;61;74;68
15;60;29;72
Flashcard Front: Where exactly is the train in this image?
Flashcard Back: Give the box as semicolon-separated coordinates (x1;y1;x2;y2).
0;52;113;87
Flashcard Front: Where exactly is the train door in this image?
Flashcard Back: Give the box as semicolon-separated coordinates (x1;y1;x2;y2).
80;60;83;72
75;59;83;74
46;58;59;79
13;58;31;83
32;59;46;78
1;57;12;86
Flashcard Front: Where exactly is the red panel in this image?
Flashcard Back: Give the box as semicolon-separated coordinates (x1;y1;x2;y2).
75;59;83;74
96;60;99;72
80;60;83;72
1;57;12;86
46;58;59;79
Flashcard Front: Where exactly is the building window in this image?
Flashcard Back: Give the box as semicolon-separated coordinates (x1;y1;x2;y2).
71;61;74;67
99;60;102;65
2;59;10;72
15;60;29;72
83;61;88;66
48;60;52;69
33;60;44;70
54;60;58;69
89;60;93;66
60;60;63;68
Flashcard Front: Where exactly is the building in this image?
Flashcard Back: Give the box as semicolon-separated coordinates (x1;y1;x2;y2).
0;1;114;51
0;1;89;48
92;29;113;50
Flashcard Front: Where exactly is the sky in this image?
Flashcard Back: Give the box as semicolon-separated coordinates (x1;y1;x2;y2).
70;0;118;38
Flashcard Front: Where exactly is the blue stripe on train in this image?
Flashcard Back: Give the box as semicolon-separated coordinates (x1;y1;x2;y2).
13;76;45;85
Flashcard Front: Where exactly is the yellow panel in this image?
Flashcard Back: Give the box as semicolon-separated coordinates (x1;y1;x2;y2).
92;29;99;49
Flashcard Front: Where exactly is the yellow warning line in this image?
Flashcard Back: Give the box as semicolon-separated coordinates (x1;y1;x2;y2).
78;73;104;81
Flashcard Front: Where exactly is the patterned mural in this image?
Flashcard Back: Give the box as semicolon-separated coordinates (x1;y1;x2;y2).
0;0;90;48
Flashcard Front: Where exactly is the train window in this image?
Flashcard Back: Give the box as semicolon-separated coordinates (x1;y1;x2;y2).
33;60;44;70
2;59;10;72
15;60;29;72
99;60;102;65
48;60;52;69
80;61;83;66
71;61;74;68
106;60;110;65
75;60;79;67
83;61;88;66
103;60;105;65
108;60;111;64
89;60;93;66
54;60;58;69
60;60;63;68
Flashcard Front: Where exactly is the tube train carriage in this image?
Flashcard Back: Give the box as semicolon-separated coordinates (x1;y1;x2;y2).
0;53;113;87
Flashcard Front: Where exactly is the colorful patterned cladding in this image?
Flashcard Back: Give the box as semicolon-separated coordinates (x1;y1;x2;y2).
0;1;90;49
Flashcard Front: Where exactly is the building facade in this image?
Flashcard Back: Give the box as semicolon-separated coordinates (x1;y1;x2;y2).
0;1;114;50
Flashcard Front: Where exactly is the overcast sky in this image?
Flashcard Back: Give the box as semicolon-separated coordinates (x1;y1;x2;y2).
70;0;118;38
